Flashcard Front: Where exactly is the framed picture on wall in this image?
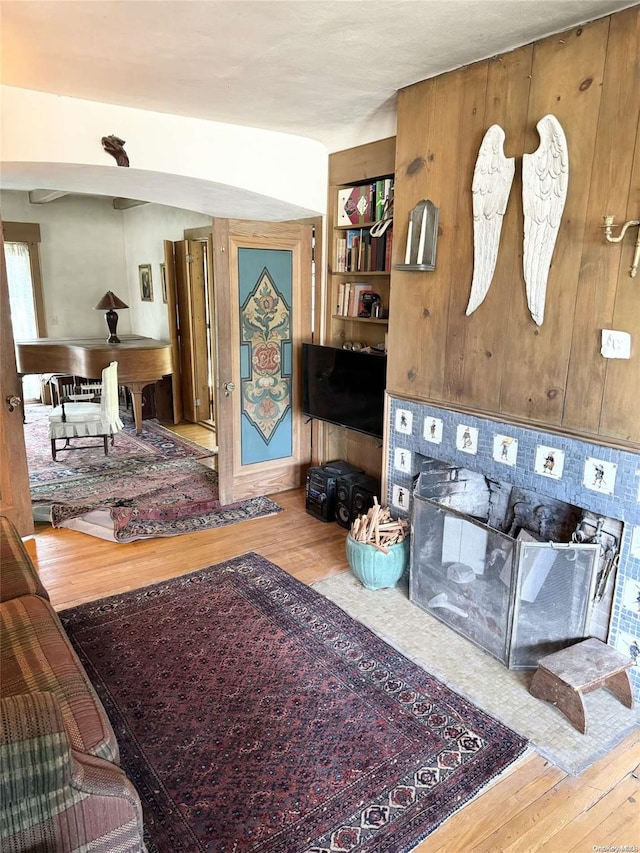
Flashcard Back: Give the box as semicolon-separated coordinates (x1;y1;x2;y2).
139;264;153;302
160;263;168;303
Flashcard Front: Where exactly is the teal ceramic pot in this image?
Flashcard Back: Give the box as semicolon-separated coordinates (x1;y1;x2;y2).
345;534;409;590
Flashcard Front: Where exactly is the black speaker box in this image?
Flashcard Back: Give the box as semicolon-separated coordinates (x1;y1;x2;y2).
335;472;380;529
305;461;363;522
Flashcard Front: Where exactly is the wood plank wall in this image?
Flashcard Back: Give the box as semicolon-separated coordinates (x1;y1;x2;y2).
388;7;640;448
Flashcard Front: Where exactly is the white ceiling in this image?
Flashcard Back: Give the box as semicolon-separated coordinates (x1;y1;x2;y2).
2;0;636;153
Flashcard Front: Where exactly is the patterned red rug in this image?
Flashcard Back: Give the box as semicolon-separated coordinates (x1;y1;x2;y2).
30;458;281;542
60;554;528;852
24;403;215;486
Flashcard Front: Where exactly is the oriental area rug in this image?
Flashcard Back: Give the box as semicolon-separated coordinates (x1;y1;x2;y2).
60;553;528;852
24;403;215;486
30;458;281;542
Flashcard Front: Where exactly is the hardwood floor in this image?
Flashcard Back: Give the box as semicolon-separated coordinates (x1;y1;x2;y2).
24;423;639;853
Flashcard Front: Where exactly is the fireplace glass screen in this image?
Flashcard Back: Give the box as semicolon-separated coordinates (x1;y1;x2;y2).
410;468;601;669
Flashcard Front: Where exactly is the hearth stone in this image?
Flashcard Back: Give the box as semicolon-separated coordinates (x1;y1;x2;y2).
410;466;601;670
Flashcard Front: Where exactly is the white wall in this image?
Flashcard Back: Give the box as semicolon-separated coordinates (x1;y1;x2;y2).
0;190;210;341
121;203;211;340
1;191;129;339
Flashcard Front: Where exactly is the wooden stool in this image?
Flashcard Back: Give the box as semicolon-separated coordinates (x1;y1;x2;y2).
530;637;634;734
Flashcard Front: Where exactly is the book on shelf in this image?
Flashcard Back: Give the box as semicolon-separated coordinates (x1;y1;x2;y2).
375;180;385;222
339;282;352;316
336;233;392;273
335;282;373;317
337;179;393;228
371;235;386;272
374;178;393;222
346;229;357;272
345;228;362;272
337;185;373;226
335;236;347;272
348;283;371;317
344;282;352;316
384;228;393;272
333;178;394;270
337;227;392;272
357;229;370;272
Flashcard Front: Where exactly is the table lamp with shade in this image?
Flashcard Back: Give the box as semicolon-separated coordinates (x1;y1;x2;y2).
95;291;128;344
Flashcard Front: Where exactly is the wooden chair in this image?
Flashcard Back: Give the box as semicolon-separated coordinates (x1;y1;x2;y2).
48;361;123;460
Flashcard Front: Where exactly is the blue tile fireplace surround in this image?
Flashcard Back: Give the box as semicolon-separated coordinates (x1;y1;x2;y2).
385;395;640;702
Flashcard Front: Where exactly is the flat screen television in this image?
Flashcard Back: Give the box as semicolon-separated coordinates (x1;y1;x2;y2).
302;343;387;439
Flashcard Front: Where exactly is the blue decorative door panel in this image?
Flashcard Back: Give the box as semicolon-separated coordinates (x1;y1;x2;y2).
238;248;293;465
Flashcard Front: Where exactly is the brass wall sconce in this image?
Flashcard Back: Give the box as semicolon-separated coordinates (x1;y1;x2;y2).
602;215;640;278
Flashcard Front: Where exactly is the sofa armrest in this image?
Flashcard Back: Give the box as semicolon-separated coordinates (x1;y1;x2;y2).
0;693;146;852
70;750;146;843
0;692;73;803
0;516;50;602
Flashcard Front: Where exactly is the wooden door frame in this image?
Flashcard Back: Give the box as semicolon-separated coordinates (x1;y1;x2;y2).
163;240;183;424
188;239;210;423
0;221;34;535
211;220;232;504
212;218;315;504
174;240;199;422
205;233;217;429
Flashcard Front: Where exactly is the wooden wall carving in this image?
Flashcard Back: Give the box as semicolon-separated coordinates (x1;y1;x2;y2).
388;7;640;447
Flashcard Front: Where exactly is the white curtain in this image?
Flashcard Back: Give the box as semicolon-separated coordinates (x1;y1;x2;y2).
5;242;41;401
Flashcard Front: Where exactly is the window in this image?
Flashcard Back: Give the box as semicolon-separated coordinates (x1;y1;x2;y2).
3;222;46;401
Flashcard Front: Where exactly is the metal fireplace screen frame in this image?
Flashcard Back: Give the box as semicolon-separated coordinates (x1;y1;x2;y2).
410;474;601;670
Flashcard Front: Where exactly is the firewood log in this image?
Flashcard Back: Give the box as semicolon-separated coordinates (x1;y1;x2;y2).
349;505;407;546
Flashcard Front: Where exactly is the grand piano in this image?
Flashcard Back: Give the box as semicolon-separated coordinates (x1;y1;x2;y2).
15;336;173;435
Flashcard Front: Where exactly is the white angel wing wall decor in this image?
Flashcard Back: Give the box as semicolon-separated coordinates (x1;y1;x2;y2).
522;115;569;326
466;125;515;316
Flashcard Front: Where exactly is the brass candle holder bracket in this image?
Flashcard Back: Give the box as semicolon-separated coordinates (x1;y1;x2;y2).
603;215;640;278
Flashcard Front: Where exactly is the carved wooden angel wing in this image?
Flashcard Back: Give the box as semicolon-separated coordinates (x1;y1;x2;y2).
466;125;515;316
522;115;569;326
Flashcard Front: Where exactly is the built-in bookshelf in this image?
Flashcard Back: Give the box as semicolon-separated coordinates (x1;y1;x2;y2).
316;137;396;478
329;173;394;350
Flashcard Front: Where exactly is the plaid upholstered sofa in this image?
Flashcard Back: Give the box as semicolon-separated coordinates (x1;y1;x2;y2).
0;516;146;852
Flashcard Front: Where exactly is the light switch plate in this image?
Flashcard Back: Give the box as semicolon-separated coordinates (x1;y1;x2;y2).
601;329;631;359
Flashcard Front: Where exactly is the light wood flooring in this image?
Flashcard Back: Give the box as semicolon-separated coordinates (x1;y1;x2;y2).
24;422;639;853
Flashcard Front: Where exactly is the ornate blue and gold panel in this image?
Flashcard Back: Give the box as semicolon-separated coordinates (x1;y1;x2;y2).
238;248;293;465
